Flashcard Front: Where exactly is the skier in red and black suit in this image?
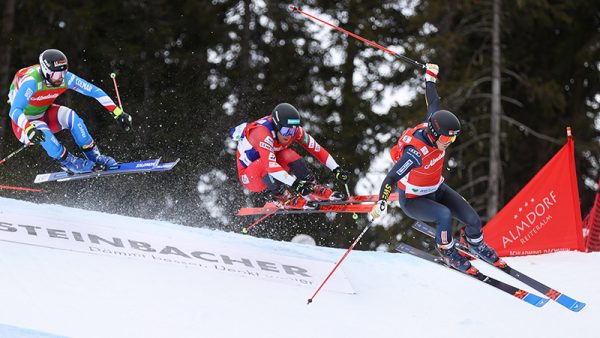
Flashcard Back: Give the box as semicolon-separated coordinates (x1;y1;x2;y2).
370;64;500;273
232;103;350;207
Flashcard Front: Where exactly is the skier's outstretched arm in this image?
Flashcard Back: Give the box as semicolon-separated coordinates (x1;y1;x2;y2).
66;72;132;131
66;72;118;112
424;63;441;120
295;129;339;170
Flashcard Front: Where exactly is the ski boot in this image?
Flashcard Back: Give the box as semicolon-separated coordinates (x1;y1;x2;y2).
465;235;505;267
271;190;309;209
57;152;96;174
82;144;117;168
437;242;479;275
311;183;346;201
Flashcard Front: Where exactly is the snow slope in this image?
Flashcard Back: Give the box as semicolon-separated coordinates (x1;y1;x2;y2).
0;197;597;338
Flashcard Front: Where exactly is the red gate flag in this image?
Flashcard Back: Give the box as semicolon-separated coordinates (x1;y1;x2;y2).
483;129;585;256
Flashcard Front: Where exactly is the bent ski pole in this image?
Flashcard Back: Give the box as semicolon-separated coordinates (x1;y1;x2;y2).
0;144;28;166
242;207;279;234
307;221;373;304
290;6;425;70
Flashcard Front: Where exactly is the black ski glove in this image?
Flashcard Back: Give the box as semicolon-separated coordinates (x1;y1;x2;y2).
333;166;350;184
25;125;45;144
291;179;314;196
112;107;132;132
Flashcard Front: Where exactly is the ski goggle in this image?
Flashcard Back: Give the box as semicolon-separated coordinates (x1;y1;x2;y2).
278;126;298;137
438;135;457;144
49;70;66;82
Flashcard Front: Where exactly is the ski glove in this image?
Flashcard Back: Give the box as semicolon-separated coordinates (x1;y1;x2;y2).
369;200;388;219
25;125;45;144
425;63;439;83
333;166;350;184
112;107;132;132
291;179;314;196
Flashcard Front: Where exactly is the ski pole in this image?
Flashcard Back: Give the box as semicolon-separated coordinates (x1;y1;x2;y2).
344;183;358;220
307;221;373;304
0;185;46;193
242;207;279;234
0;144;28;166
110;72;123;109
289;6;425;70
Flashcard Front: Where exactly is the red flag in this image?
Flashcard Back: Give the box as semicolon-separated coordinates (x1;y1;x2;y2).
483;133;585;256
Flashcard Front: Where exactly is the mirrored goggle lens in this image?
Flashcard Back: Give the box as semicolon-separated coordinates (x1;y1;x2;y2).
49;70;66;81
279;126;298;137
438;135;456;144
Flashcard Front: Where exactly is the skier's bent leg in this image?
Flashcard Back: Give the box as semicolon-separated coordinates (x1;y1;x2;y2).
398;190;454;246
50;105;116;166
435;184;483;240
238;158;268;192
28;122;94;174
51;106;93;147
435;184;500;263
32;122;65;160
277;149;312;179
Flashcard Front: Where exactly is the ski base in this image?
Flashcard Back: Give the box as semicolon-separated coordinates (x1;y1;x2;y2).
396;243;549;307
34;158;180;183
411;221;586;312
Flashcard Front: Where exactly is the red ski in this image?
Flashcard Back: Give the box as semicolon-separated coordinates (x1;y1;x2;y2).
313;192;399;205
237;193;399;216
237;202;375;216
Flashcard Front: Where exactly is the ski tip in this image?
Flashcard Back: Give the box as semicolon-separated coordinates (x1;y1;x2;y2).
535;297;550;307
568;301;586;312
241;228;249;235
556;294;586;312
34;174;49;184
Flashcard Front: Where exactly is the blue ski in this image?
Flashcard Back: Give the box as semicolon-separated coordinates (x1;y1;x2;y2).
411;221;586;312
34;158;179;183
396;243;549;307
152;158;180;171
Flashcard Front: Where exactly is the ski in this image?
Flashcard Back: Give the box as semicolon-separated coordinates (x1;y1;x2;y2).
396;243;549;307
245;192;400;211
313;192;399;205
411;221;586;312
152;158;181;171
237;202;374;216
34;158;179;183
237;192;401;216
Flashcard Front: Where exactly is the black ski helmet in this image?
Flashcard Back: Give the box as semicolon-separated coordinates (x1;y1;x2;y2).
427;110;461;141
39;49;68;83
271;103;301;131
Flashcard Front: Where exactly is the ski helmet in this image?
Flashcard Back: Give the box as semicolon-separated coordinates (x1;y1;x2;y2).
427;110;461;143
39;49;68;85
271;103;301;136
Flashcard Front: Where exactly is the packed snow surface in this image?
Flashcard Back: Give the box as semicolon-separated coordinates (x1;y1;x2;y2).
0;197;597;338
